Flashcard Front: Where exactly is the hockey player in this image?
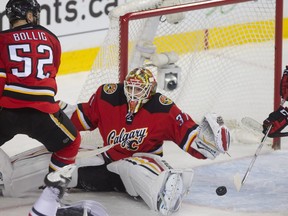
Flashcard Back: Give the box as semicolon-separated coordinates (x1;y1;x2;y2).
0;67;230;215
263;65;288;137
60;67;231;215
0;0;80;204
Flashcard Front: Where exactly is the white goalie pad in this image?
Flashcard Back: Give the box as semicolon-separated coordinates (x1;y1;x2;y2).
0;145;105;195
0;147;12;195
0;146;51;197
107;153;194;215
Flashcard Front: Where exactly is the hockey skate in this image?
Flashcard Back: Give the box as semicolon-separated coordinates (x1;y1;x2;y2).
44;164;76;199
157;173;184;216
56;200;109;216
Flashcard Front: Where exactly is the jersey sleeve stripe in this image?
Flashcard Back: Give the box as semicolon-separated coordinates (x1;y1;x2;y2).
4;84;55;96
76;108;91;130
0;72;6;78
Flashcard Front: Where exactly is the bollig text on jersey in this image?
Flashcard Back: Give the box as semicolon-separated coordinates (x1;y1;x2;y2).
13;31;47;42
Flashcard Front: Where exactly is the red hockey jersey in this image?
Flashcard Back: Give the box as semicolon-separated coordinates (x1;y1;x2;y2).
0;23;61;113
71;83;206;161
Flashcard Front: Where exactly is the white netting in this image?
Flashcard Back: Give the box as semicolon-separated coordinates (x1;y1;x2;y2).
77;0;279;148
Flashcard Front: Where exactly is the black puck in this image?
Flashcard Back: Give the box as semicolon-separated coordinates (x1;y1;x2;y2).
216;186;227;196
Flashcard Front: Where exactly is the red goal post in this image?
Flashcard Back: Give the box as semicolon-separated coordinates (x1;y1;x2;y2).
78;0;283;149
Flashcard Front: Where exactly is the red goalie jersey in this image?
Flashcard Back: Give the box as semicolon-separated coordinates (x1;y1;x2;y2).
0;23;61;113
71;83;206;161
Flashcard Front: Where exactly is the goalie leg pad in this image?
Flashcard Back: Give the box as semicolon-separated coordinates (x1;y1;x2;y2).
157;172;183;215
107;153;194;215
0;146;51;197
158;168;194;215
0;147;12;196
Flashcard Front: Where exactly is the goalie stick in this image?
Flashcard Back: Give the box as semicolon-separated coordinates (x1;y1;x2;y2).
241;114;288;138
9;143;119;164
77;144;119;158
233;124;272;192
234;98;287;191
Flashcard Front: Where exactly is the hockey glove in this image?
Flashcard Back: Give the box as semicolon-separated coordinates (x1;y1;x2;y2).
191;113;230;159
263;106;288;137
280;65;288;101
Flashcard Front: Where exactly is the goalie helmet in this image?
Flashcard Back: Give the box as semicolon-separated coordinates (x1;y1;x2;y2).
5;0;40;25
124;67;157;115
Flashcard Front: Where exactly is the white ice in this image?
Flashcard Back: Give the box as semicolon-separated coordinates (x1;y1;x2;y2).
0;40;288;216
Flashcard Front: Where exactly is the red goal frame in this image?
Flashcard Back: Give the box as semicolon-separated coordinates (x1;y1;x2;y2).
118;0;284;149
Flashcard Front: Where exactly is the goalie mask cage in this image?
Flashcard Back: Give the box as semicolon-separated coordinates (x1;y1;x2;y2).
78;0;283;149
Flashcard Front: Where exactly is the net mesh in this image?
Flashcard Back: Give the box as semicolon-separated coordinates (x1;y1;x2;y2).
77;0;278;148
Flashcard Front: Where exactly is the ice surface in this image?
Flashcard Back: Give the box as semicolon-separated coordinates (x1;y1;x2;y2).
1;141;288;216
186;151;288;212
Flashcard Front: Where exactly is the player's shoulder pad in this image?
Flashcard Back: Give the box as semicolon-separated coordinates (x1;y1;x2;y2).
144;93;175;113
100;83;127;106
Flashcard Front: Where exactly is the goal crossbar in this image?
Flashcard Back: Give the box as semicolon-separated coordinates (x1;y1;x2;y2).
118;0;283;149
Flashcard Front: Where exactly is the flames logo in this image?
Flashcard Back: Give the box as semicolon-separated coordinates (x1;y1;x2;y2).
159;95;173;105
103;84;117;94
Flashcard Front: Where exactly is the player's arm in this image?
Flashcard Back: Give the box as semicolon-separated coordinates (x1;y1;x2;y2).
0;59;6;96
280;65;288;101
173;111;230;159
70;98;99;131
59;98;98;131
59;89;101;131
262;105;288;137
263;66;288;137
54;39;61;70
168;104;230;160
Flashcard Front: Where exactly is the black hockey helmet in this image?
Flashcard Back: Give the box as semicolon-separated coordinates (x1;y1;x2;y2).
5;0;40;25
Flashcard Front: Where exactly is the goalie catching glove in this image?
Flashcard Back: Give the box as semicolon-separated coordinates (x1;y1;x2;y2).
263;106;288;137
191;113;230;159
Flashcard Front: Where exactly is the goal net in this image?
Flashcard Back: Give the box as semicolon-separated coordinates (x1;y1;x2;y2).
77;0;283;148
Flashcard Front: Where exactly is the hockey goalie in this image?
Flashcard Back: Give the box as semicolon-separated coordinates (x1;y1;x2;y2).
0;67;230;215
